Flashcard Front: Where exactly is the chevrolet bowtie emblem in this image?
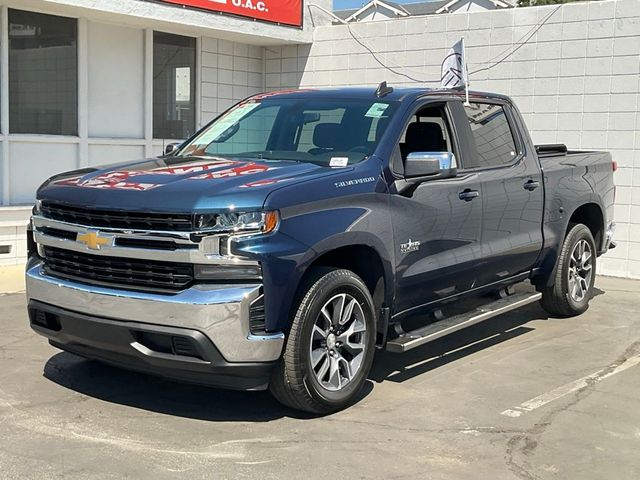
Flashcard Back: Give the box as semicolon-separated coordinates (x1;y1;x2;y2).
76;231;113;250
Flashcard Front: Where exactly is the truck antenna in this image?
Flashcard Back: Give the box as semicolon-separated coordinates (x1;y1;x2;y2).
376;81;393;98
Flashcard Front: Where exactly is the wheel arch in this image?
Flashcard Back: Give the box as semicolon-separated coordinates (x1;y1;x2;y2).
295;243;392;345
567;202;605;253
535;201;605;290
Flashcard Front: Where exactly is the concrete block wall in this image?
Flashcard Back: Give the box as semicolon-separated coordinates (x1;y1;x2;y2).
200;38;265;126
266;0;640;279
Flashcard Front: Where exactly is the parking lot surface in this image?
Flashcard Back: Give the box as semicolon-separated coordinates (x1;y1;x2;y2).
1;275;639;480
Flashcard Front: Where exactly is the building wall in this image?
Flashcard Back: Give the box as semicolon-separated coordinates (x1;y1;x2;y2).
266;0;640;279
200;38;265;127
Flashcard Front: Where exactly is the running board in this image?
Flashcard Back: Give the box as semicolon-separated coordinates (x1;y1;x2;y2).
386;292;542;353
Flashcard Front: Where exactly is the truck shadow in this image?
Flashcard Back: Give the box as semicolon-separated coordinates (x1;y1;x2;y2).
43;295;598;420
369;302;549;384
43;352;304;421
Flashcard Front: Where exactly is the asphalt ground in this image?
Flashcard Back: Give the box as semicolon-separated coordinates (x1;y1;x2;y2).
1;275;639;479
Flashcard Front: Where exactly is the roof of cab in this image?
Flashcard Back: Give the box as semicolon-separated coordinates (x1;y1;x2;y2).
250;86;511;103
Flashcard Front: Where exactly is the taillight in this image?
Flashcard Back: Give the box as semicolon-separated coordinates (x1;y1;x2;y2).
612;160;617;172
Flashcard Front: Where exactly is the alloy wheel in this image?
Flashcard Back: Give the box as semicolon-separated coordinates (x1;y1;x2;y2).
309;293;367;391
568;239;593;302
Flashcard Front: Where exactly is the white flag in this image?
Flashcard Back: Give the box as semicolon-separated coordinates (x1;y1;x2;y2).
441;39;467;89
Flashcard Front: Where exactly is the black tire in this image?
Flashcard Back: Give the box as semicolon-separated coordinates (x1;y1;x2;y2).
540;224;597;317
269;268;377;414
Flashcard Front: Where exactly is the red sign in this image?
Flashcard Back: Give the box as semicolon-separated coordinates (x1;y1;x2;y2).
158;0;303;27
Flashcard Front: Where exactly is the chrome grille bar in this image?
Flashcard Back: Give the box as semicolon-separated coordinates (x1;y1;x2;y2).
32;216;258;266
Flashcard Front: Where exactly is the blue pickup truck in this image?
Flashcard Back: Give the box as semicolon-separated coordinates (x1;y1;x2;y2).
26;86;616;413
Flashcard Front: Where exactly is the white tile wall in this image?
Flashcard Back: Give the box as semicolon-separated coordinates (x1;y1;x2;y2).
265;0;640;279
200;38;265;126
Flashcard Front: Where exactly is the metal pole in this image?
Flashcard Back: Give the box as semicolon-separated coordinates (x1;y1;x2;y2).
462;37;470;106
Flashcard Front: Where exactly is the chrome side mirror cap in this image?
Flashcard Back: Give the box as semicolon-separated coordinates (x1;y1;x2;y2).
405;152;457;179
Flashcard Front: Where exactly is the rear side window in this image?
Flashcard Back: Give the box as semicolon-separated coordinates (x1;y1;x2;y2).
463;103;517;168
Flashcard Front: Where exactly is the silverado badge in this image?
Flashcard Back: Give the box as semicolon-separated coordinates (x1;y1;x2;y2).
76;231;114;250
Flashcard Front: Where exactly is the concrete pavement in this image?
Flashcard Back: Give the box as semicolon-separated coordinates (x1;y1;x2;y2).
0;275;639;479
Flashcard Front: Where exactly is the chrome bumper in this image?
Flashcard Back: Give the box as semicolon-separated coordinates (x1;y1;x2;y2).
26;260;284;363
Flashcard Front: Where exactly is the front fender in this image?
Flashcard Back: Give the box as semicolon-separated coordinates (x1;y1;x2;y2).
243;193;395;332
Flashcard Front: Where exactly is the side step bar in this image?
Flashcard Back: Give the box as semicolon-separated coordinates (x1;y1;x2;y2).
386;292;542;353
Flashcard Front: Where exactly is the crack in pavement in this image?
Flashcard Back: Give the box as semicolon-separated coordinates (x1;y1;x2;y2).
504;341;640;480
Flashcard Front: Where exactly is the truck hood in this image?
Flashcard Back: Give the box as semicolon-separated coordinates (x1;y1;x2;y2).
38;156;344;212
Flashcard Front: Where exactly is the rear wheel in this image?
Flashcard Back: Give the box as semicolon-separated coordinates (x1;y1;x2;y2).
269;268;376;414
540;224;596;317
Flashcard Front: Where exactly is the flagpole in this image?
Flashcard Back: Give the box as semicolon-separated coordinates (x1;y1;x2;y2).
462;37;470;106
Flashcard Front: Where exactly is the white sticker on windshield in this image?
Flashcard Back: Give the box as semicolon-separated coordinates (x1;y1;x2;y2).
365;103;389;119
329;157;349;168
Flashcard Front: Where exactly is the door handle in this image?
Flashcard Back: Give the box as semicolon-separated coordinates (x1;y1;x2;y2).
458;189;479;201
523;180;540;191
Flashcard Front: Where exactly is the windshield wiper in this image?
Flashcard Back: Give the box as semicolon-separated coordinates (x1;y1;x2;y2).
233;152;306;163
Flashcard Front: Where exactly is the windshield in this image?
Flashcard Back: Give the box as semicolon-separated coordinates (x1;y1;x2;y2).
178;97;398;166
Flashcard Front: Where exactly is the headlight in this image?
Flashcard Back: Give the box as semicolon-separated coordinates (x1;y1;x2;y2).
196;210;278;234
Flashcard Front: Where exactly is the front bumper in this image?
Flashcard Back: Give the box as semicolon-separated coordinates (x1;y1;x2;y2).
26;259;285;390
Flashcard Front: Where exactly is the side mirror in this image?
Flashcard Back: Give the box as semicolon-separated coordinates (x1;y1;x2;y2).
164;143;181;156
405;152;457;180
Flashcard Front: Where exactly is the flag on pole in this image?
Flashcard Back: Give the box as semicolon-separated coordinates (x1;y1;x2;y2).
441;38;466;88
441;38;470;104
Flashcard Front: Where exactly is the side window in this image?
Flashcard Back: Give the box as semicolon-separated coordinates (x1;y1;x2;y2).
463;103;517;168
398;104;454;163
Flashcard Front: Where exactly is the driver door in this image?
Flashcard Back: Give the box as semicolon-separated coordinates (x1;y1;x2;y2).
389;101;484;315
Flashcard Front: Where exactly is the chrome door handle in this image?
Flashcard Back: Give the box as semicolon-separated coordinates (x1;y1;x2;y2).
458;189;479;201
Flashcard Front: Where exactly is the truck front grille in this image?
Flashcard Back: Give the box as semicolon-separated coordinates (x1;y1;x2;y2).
41;202;194;231
42;247;194;292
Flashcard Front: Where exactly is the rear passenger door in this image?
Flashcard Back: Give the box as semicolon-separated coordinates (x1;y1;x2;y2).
453;100;544;285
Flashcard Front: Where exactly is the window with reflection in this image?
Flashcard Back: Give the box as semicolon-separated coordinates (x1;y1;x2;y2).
9;9;78;135
153;32;196;140
463;103;517;168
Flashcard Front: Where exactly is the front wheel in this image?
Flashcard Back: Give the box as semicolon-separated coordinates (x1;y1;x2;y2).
540;224;597;317
269;268;376;414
